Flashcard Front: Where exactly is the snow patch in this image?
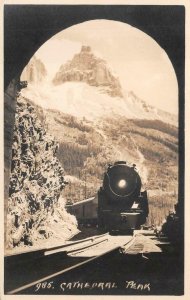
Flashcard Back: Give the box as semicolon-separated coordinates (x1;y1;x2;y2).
21;81;177;126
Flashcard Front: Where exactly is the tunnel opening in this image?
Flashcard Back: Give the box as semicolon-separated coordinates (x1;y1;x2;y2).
4;7;184;254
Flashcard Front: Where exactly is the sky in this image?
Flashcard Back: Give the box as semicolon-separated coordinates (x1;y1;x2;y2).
34;20;178;115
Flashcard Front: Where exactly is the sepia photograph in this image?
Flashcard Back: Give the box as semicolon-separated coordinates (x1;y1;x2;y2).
2;1;187;298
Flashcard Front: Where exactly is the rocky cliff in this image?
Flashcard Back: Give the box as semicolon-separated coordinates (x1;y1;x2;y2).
6;96;78;250
21;55;47;83
53;46;123;98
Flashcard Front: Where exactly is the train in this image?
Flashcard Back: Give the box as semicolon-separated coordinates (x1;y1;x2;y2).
66;161;149;233
98;161;149;233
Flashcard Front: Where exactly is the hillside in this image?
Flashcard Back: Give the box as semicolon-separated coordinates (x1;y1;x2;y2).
22;100;178;226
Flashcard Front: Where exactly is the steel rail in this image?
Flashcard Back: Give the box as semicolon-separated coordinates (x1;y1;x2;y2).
7;235;134;295
5;232;109;258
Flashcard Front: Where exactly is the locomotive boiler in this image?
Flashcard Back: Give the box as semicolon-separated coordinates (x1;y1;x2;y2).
98;161;149;233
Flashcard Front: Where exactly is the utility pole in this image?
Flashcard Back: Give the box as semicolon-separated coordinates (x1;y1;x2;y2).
69;181;72;203
78;171;80;202
84;171;87;200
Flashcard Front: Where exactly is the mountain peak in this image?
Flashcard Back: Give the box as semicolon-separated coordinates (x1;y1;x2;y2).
21;55;47;83
53;45;123;98
81;45;92;52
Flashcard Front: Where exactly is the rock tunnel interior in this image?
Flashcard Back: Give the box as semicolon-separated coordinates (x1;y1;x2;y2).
4;5;185;243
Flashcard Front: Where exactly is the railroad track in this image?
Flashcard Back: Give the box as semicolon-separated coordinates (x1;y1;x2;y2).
5;233;134;295
5;232;109;263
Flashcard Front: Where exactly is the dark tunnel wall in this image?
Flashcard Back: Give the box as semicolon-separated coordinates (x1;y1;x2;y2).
4;5;185;245
4;5;185;89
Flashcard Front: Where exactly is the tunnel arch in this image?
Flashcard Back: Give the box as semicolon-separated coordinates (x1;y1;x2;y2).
4;5;184;90
20;17;179;91
16;17;179;214
4;5;185;245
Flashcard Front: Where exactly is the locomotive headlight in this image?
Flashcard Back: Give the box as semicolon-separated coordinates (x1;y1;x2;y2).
118;179;127;188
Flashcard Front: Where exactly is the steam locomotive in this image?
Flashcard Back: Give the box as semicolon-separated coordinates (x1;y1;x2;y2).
98;161;149;233
66;161;149;233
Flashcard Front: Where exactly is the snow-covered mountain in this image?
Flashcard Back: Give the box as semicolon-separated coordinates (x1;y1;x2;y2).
53;45;123;98
21;46;177;126
21;55;47;83
125;91;177;126
21;81;177;126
